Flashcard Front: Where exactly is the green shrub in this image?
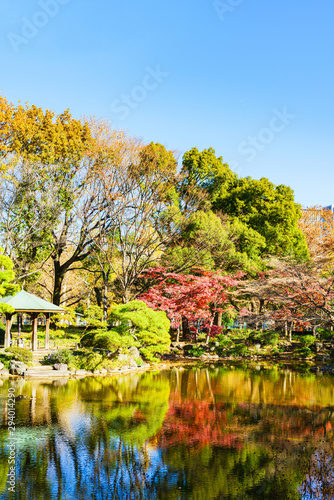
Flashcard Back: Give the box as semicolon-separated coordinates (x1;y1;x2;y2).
249;330;279;347
92;332;119;350
72;350;104;371
228;329;252;340
0;353;12;369
317;329;332;341
228;344;249;357
5;347;33;364
81;329;136;351
80;331;96;347
188;347;205;357
293;347;313;358
48;349;73;365
299;335;316;348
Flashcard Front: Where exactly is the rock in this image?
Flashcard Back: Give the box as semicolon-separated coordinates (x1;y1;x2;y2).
200;354;208;360
100;368;108;374
75;370;88;376
0;362;4;370
312;342;323;353
93;369;100;374
128;358;137;368
128;346;140;359
0;369;9;376
118;354;129;362
9;361;27;376
53;364;68;371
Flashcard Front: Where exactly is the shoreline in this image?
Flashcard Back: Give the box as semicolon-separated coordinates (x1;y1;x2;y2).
1;354;334;380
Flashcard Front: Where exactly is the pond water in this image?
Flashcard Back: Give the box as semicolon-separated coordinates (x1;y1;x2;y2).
1;364;334;499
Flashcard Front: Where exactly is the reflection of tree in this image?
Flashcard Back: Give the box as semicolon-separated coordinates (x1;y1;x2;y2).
300;442;334;500
1;368;334;499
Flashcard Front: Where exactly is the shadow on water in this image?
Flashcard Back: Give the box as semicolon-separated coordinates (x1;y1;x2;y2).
1;365;334;499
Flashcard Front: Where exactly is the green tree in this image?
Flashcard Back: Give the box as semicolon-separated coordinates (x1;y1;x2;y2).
212;176;308;259
180;147;309;261
162;210;266;273
109;300;171;361
0;249;19;315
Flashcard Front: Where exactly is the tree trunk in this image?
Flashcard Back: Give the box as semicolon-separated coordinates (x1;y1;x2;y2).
94;287;103;307
102;281;108;321
181;317;190;340
52;260;65;306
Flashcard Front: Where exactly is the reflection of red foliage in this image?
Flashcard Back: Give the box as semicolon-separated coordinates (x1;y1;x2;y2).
133;409;146;423
155;400;243;450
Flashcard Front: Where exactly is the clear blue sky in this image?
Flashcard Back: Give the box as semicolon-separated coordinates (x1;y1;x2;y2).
1;0;333;207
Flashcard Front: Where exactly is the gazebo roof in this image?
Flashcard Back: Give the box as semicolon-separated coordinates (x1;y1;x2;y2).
0;290;64;313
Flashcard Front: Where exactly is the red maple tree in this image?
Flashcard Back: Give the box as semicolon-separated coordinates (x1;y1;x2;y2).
139;267;244;342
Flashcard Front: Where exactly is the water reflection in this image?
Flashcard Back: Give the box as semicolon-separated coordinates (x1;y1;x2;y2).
0;366;334;499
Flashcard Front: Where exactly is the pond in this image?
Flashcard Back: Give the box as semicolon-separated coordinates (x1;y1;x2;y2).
1;364;334;499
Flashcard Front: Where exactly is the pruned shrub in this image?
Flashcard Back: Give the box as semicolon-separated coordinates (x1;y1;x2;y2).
5;347;33;364
299;335;316;348
47;349;73;365
249;330;278;348
109;300;171;362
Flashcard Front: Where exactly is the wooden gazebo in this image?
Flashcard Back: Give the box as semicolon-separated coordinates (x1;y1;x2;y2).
0;290;63;351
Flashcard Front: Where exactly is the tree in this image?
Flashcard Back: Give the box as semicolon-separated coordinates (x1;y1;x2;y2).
180;147;309;260
91;137;201;304
109;300;171;361
0;249;19;315
0;98;95;304
299;205;334;265
238;259;334;334
139;267;243;343
162;210;266;274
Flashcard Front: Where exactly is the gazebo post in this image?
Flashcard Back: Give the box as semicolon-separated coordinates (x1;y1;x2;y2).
5;313;12;348
45;313;50;350
31;313;38;351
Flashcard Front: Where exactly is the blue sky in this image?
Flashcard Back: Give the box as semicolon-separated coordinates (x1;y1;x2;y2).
1;0;333;206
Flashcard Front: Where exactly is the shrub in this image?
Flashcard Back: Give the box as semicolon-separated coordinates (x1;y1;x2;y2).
228;329;252;340
316;329;332;341
228;344;249;357
293;347;313;358
262;331;279;347
188;347;205;357
80;331;96;347
299;335;316;348
80;329;136;351
249;330;279;348
48;349;73;365
5;347;33;364
72;350;104;371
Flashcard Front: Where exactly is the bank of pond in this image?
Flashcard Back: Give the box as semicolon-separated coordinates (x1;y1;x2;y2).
0;363;334;499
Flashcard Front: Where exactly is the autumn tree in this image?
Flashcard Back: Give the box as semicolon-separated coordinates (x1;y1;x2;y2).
139;267;243;342
0;97;95;305
299;205;334;265
90;135;203;304
238;259;334;334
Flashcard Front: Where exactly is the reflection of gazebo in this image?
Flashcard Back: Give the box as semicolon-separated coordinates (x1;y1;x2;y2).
0;290;63;351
